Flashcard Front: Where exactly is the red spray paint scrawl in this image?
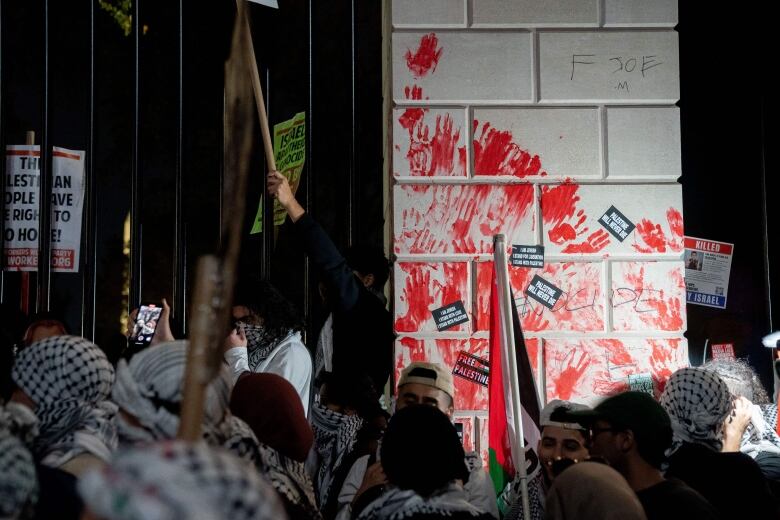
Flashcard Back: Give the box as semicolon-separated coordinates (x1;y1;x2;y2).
474;262;603;333
405;33;443;78
612;262;685;332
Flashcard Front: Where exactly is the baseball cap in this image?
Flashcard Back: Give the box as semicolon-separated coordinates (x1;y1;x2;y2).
556;391;673;467
558;391;671;432
397;362;455;399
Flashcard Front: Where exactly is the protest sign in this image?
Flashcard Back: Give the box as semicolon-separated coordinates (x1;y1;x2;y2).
684;236;734;309
4;145;84;273
432;300;469;331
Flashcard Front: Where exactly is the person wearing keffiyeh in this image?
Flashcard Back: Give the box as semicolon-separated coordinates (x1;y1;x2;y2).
355;405;492;520
78;440;287;520
223;279;312;414
659;367;777;518
0;403;38;520
111;340;257;460
10;335;117;476
230;373;322;520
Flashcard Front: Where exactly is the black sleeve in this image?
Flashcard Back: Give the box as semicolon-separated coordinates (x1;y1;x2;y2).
293;212;360;312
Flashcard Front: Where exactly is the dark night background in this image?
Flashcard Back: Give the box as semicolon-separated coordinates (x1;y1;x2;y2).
1;2;776;391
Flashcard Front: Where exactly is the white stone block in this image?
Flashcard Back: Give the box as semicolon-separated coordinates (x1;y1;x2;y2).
473;107;601;178
539;31;679;102
393;31;533;102
607;107;681;179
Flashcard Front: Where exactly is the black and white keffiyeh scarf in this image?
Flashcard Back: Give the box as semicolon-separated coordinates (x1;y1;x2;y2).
741;403;780;458
659;367;732;455
246;442;322;520
111;341;257;460
78;440;286;520
311;402;363;507
244;324;283;371
11;335;117;467
0;404;39;519
357;483;487;520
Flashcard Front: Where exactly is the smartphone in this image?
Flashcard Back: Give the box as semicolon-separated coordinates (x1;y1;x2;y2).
455;422;464;445
128;303;163;348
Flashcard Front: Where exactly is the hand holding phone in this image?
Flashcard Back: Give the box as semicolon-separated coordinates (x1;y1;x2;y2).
129;303;164;348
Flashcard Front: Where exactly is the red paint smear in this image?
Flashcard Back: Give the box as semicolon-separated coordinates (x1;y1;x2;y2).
561;230;611;254
404;85;424;100
405;33;443;78
395;264;435;332
473;121;546;178
597;339;633;367
398;185;534;254
551;353;591;401
667;208;684;239
541;184;580;225
616;263;685;331
649;340;676;393
632;207;684;253
548;223;577;244
399;108;426;133
433;263;469;330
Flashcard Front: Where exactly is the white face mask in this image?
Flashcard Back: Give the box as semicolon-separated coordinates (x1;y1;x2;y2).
116;413;157;445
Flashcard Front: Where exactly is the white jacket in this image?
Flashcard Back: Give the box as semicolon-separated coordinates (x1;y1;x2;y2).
224;331;312;416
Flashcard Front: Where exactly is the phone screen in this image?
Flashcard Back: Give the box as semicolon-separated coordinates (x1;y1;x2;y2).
129;304;163;348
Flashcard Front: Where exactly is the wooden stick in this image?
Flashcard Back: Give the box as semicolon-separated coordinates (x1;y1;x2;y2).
177;0;256;441
238;0;276;171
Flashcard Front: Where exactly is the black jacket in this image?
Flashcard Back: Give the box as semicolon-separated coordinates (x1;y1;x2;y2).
294;213;394;392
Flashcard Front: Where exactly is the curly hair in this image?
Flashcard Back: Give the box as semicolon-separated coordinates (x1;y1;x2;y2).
701;358;770;404
233;279;304;344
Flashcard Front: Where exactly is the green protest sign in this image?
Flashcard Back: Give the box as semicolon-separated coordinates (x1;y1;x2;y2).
250;111;306;233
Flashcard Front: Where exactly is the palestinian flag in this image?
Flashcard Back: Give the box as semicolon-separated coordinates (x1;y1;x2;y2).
488;261;542;495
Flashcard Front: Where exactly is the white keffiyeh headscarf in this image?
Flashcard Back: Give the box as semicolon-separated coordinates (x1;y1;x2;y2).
0;404;39;520
310;402;363;507
11;335;117;467
78;440;287;520
111;341;257;458
659;367;732;454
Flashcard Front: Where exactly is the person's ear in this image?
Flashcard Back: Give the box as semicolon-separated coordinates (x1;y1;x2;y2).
619;430;635;453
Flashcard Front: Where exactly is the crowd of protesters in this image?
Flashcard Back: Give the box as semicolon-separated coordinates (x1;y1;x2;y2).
1;172;779;519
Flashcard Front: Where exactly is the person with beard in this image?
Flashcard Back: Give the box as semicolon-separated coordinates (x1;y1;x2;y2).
267;170;394;394
223;279;312;414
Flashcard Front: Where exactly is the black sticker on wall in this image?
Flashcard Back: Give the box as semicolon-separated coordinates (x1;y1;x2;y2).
525;275;562;310
598;205;635;242
452;351;490;386
432;300;469;331
511;245;545;268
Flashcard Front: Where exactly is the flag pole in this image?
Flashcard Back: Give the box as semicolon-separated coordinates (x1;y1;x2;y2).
493;234;530;520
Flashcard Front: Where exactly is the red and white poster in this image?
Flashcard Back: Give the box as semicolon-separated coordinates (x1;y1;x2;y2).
4;145;85;273
684;236;734;309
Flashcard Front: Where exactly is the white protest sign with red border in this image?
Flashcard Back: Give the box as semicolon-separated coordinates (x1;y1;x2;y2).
4;145;85;273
